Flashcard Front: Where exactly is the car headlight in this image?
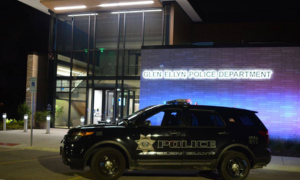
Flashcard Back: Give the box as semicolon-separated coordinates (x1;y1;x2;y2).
70;131;95;142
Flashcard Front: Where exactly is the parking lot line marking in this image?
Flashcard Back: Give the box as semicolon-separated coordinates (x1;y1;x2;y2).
67;176;83;180
0;156;60;165
67;173;93;180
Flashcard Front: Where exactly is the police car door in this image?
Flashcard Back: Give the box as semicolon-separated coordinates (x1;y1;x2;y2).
133;106;185;166
183;108;227;167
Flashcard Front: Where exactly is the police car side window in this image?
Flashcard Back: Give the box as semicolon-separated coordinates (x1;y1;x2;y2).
147;112;165;126
146;109;182;127
189;110;224;127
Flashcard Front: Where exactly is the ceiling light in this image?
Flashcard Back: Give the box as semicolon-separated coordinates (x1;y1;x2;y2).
111;9;162;14
54;5;87;10
68;13;98;17
99;1;154;7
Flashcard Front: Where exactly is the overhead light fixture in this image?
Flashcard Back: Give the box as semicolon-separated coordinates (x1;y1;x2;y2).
54;5;87;10
99;1;154;7
111;9;162;14
68;13;98;17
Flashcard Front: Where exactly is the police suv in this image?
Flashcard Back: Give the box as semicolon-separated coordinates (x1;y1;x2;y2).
60;99;271;180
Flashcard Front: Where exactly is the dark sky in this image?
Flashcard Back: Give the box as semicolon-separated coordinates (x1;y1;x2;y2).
0;1;49;119
188;0;300;23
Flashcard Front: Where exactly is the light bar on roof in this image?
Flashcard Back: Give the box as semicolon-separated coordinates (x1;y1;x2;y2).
111;9;162;14
99;1;154;7
54;5;87;10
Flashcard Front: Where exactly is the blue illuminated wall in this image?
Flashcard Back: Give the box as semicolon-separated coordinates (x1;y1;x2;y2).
140;47;300;139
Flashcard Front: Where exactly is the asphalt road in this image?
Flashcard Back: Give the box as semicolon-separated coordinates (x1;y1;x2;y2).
0;147;300;180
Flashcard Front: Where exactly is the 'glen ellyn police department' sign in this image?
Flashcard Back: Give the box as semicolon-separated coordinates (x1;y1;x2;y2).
142;69;273;80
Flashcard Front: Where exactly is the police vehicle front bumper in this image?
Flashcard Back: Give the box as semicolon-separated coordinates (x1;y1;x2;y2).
60;145;85;170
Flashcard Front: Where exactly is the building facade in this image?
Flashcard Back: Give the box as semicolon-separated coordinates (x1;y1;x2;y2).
48;8;165;128
140;46;300;139
42;1;300;139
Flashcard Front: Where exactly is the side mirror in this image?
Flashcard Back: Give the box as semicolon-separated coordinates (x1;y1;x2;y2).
138;120;151;127
145;120;151;126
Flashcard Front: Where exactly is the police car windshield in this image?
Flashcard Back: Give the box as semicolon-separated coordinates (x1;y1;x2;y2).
124;105;162;121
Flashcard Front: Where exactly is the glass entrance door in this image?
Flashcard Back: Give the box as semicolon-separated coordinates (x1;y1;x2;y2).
116;89;136;119
94;89;114;123
93;89;136;124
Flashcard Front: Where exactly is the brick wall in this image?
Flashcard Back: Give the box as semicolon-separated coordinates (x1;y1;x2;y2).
26;54;38;124
140;47;300;139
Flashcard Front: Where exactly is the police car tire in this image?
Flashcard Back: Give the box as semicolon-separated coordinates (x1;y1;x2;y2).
218;151;250;180
90;147;125;180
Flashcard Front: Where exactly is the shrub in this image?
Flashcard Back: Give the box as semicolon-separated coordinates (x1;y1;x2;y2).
269;138;300;154
0;119;25;130
55;105;64;119
35;110;50;122
17;101;32;120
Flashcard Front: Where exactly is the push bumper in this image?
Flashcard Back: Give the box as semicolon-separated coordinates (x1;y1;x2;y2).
60;146;85;170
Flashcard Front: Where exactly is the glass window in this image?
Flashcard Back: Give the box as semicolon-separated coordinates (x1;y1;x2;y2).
71;88;86;127
189;110;224;127
95;13;119;50
125;12;143;49
55;99;69;128
56;80;70;93
72;52;88;77
56;15;72;51
88;51;93;77
94;50;117;76
90;15;95;49
119;14;125;49
144;11;163;45
124;50;141;76
147;109;182;126
56;53;71;77
73;16;89;50
94;80;116;89
72;80;87;88
239;115;254;126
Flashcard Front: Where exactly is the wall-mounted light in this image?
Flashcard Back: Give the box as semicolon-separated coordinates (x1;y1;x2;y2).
111;9;162;14
54;5;87;10
99;1;154;7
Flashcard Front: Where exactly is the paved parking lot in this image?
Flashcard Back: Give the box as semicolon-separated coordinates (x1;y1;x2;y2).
1;147;300;180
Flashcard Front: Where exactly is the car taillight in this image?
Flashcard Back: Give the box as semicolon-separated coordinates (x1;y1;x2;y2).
259;131;269;145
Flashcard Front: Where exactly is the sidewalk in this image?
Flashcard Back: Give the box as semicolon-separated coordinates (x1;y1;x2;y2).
0;128;67;152
0;129;300;172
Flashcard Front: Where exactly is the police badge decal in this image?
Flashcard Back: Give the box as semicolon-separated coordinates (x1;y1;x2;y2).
135;134;155;153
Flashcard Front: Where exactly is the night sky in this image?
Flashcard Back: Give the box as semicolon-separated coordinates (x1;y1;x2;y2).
0;1;49;119
188;0;300;23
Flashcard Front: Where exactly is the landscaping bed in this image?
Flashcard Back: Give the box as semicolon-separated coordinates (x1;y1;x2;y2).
270;138;300;158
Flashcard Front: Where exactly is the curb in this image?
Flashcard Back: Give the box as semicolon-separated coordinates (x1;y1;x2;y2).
265;164;300;172
24;146;60;153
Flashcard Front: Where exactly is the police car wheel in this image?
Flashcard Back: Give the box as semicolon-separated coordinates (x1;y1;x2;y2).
218;151;250;180
90;148;125;180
